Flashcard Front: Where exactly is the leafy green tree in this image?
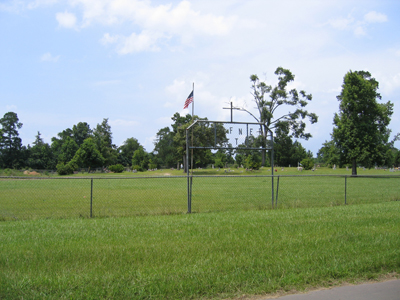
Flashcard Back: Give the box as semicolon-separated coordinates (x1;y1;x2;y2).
108;164;125;173
245;154;262;170
93;118;117;166
51;128;74;164
170;113;193;169
118;137;141;167
239;68;318;166
173;115;227;169
71;138;105;169
58;137;79;164
0;112;23;168
213;147;234;168
317;140;341;167
132;146;149;171
333;70;394;175
300;157;314;170
153;127;176;168
52;123;93;165
72;122;92;146
290;141;308;166
395;149;400;167
27;131;56;169
235;135;265;167
273;122;294;166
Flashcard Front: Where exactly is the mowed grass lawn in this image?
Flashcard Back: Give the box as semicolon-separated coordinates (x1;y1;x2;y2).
1;172;400;220
0;202;399;299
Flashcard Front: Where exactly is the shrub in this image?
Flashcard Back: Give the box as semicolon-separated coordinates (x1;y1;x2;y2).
214;158;224;168
108;164;124;173
300;158;314;170
245;155;262;170
56;162;75;175
132;165;144;172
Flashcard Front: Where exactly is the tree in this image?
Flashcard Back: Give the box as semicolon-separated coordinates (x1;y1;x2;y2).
51;127;74;164
118;137;141;167
153;127;176;168
235;135;265;168
317;140;341;167
170;113;193;169
71;138;105;169
27;131;56;169
173;115;227;170
93;118;117;166
51;122;92;165
132;146;149;171
290;141;308;167
239;68;318;166
57;137;79;164
273;122;294;166
0;112;23;168
72;122;92;147
332;70;394;175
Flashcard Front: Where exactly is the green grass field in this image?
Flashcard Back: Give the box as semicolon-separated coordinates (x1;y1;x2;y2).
1;202;399;299
1;167;399;299
1;167;400;220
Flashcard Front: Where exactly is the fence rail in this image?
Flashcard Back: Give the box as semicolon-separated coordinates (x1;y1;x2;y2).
1;175;399;221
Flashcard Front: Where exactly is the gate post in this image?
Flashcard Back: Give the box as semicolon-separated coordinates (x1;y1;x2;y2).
186;128;191;213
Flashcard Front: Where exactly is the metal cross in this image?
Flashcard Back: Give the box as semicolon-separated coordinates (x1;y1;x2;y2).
223;102;241;123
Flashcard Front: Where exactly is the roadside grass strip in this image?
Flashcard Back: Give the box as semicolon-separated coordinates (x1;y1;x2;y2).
1;201;399;299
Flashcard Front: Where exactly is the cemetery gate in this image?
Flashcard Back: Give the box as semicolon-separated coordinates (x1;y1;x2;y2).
185;119;274;213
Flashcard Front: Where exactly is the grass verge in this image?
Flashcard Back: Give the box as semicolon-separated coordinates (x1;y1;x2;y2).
1;201;399;299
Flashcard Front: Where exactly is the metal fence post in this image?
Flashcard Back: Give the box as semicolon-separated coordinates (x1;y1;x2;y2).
186;128;191;213
276;175;280;208
90;178;93;218
345;175;347;205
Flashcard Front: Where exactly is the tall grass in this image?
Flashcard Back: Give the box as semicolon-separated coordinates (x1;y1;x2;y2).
1;202;399;299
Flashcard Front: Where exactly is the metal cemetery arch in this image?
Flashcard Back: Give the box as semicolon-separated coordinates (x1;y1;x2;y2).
185;119;275;213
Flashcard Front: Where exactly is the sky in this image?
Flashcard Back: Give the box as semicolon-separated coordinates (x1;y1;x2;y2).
1;0;400;156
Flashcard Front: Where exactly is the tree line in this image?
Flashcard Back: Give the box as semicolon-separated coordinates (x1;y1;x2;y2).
0;68;398;175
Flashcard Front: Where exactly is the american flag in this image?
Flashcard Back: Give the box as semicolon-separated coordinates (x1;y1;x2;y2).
183;91;193;109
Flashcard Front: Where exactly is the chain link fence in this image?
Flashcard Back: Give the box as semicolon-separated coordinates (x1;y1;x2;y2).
1;175;399;221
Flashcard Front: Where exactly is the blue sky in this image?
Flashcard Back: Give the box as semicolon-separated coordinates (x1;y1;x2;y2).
1;0;400;155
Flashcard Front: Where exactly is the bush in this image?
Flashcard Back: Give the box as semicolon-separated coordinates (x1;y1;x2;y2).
245;155;262;170
214;158;224;168
56;162;75;175
132;165;144;172
300;158;314;170
108;164;124;173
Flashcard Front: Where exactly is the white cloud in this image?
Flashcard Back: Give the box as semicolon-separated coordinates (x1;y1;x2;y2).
328;10;387;37
328;16;353;30
101;31;162;53
27;0;58;9
353;25;366;37
381;73;400;94
0;0;56;12
56;11;77;28
40;52;60;62
65;0;235;53
118;31;162;54
166;79;187;95
364;11;388;23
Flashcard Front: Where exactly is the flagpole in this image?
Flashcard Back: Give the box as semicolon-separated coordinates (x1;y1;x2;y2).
191;82;194;176
192;82;194;118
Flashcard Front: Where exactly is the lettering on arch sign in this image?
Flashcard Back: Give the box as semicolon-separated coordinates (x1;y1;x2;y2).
186;119;272;150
